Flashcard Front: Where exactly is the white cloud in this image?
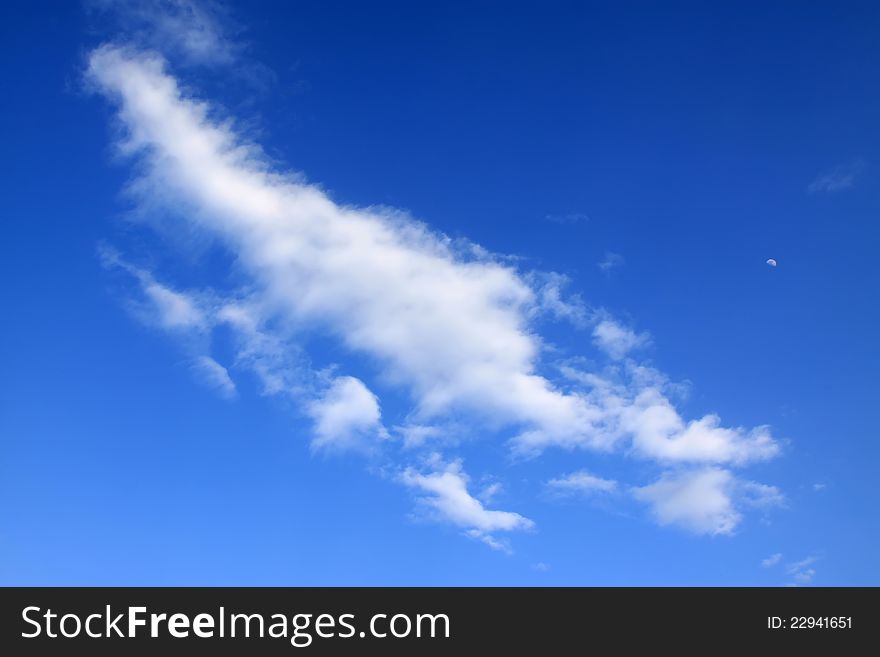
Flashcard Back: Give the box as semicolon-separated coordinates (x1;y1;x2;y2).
87;43;784;545
401;458;533;551
761;552;783;568
548;363;778;466
621;389;779;465
191;355;236;398
813;483;827;491
592;319;649;360
632;468;742;535
87;45;781;465
308;376;387;451
547;470;617;495
632;467;782;536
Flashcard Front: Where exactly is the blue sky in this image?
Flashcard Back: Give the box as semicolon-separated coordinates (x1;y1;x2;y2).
1;0;878;585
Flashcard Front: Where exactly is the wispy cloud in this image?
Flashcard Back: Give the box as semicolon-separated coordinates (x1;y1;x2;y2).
544;212;589;225
597;251;624;273
531;272;590;328
761;552;783;568
104;247;395;457
786;556;819;585
547;470;618;495
100;247;249;399
592;318;650;360
394;424;445;450
99;245;208;332
808;161;864;193
477;481;504;505
191;355;236;399
89;0;241;66
761;551;819;586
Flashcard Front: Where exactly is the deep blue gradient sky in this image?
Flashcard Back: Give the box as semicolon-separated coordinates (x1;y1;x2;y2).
1;1;878;585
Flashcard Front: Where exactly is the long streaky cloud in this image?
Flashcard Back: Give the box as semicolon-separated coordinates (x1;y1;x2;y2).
88;42;783;543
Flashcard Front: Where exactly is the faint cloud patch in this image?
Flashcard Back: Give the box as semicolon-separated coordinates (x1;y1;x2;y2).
477;481;504;505
531;272;589;328
87;0;276;92
545;212;589;226
786;556;819;585
597;252;624;274
547;470;618;496
761;552;782;568
88;0;240;66
592;318;650;360
808;161;864;193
